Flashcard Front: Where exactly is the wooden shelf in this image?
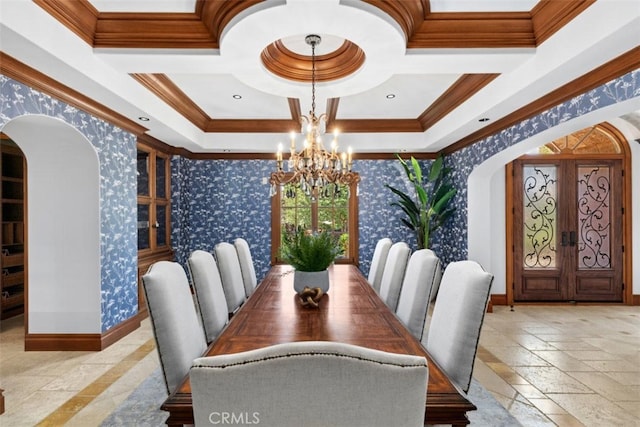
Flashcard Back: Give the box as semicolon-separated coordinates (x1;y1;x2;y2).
1;138;25;320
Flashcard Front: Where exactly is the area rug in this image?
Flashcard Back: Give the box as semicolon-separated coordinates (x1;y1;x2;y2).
100;368;520;426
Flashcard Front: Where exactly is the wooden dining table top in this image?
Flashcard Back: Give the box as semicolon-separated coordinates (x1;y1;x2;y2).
162;263;476;426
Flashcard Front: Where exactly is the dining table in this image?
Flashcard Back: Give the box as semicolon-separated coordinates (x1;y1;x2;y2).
161;263;476;426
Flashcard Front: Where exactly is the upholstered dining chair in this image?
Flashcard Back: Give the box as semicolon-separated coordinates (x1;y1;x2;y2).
190;341;428;427
422;260;493;394
214;242;247;315
378;241;411;311
233;237;258;297
367;237;392;292
142;261;207;395
395;249;442;341
187;250;229;344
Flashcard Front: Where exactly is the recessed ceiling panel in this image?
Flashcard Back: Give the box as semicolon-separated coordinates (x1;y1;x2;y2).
429;0;539;12
169;74;293;120
87;0;196;13
337;74;461;119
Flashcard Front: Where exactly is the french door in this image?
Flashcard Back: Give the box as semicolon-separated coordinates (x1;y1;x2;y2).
513;158;623;302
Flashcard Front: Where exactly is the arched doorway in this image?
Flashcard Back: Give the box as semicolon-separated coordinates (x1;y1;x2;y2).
1;115;102;336
506;123;631;303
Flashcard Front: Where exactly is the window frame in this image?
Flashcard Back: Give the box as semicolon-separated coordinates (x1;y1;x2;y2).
270;174;359;266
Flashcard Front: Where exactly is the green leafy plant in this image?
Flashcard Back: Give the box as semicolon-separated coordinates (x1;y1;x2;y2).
280;229;342;271
385;154;457;249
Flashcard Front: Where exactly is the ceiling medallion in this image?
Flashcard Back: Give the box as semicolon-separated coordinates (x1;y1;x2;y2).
260;37;365;82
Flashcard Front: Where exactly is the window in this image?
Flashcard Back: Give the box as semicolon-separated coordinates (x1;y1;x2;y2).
271;176;359;265
137;144;171;253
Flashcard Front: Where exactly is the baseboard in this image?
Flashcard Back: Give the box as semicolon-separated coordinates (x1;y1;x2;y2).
490;294;508;306
0;388;4;414
25;314;140;351
633;295;640;306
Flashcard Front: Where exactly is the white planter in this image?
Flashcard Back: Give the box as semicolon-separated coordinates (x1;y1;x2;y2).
293;269;330;293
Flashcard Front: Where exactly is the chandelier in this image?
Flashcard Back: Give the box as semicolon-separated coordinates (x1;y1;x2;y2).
270;34;360;199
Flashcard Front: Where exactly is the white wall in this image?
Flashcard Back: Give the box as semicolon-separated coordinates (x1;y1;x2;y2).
468;97;640;298
2;115;102;333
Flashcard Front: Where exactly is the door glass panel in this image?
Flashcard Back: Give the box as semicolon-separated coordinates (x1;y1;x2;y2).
156;156;166;199
577;166;611;269
137;204;150;250
523;166;557;268
156;204;167;247
137;150;150;197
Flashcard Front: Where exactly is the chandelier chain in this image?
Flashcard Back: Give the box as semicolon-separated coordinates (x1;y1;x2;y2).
311;39;316;117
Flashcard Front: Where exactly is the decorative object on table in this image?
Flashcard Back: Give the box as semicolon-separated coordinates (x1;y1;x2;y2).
280;228;342;293
269;34;360;200
385;154;457;249
297;286;325;307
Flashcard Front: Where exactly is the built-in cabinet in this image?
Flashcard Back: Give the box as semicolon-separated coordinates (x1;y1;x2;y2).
1;138;25;320
137;139;173;317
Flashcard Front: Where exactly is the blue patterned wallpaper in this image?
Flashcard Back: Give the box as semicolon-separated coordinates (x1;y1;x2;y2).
437;69;640;266
2;66;636;333
0;75;138;332
170;156;432;278
171;158;274;281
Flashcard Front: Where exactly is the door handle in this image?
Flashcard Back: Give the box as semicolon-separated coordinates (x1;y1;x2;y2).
561;231;568;247
569;231;576;246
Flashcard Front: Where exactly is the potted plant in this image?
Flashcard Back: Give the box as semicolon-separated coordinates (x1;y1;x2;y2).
280;229;342;293
385;154;457;249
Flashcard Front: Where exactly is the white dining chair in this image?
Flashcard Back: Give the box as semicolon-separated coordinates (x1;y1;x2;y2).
142;261;207;394
190;341;428;427
187;250;229;344
423;260;493;393
234;237;258;297
367;237;392;292
214;242;247;315
395;249;442;341
378;241;411;311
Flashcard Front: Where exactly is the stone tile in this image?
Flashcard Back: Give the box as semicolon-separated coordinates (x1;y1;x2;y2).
527;398;568;415
514;366;593;394
581;359;640;372
568;371;640;402
532;350;596;372
549;393;639;427
488;346;552;367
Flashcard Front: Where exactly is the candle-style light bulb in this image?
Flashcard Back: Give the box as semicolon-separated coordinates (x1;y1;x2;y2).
277;143;283;161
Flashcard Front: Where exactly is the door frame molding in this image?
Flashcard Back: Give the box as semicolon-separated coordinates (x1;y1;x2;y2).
505;122;633;305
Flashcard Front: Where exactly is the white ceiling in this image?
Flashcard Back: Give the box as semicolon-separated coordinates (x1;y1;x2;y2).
1;0;639;154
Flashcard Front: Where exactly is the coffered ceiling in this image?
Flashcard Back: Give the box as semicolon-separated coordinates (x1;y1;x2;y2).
1;0;639;154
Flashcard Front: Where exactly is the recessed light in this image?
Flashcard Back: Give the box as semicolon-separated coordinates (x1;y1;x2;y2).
138;116;150;121
232;94;242;99
478;117;490;122
386;94;396;99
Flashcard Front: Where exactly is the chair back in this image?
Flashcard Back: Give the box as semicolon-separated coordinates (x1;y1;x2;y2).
214;242;247;314
378;241;411;311
367;237;392;292
423;260;493;393
142;261;207;394
234;237;258;296
187;250;229;344
190;341;428;427
395;249;442;340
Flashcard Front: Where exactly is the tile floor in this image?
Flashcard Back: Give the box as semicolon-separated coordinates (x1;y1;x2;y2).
0;305;638;426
